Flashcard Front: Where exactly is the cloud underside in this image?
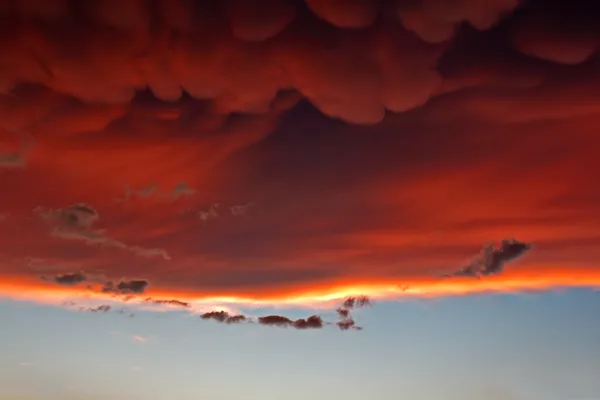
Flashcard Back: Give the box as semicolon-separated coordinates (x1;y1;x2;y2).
0;0;599;310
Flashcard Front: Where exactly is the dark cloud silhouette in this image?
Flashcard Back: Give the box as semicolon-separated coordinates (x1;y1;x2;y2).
443;239;532;279
201;311;247;324
144;298;191;309
258;315;294;327
102;279;149;294
199;297;367;331
292;315;323;329
342;296;372;310
87;305;111;313
44;271;87;286
335;296;371;331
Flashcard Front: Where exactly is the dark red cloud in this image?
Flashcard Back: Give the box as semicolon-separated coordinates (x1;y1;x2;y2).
1;0;600;308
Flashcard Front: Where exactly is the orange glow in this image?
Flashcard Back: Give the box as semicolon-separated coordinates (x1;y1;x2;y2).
1;263;599;310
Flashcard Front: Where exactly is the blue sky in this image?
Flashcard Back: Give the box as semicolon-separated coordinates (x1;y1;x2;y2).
2;289;599;400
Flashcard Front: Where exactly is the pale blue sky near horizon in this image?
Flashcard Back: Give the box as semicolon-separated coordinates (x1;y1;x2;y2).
1;289;599;400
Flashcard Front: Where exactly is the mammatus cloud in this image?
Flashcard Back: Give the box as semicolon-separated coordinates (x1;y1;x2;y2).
35;203;170;260
2;0;595;128
443;239;532;279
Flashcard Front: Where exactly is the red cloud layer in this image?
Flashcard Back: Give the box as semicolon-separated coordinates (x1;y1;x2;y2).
1;0;600;306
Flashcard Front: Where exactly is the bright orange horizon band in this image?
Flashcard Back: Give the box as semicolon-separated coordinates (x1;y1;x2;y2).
2;263;599;309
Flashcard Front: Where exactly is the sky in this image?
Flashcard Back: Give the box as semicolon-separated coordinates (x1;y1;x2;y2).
0;0;600;399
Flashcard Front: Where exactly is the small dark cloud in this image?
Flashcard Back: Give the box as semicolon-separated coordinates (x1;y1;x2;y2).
201;311;229;323
342;296;371;309
88;305;111;313
335;296;371;331
102;279;149;294
43;271;87;286
292;315;323;329
481;239;532;275
68;304;111;313
225;315;247;324
258;315;294;327
337;319;356;331
144;298;191;309
201;311;247;324
336;308;350;319
443;239;532;278
200;311;324;330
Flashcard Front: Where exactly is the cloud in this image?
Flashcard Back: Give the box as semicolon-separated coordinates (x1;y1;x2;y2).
335;296;371;331
291;315;324;329
0;0;517;125
1;0;600;309
144;298;191;309
43;271;87;286
86;305;111;313
102;280;149;295
443;239;532;279
257;315;294;327
35;203;170;260
200;297;362;330
341;296;372;310
201;311;248;324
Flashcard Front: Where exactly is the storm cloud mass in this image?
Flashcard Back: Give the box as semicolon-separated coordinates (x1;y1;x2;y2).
1;0;600;318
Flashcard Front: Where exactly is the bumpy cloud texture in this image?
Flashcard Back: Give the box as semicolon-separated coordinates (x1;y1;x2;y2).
1;0;600;315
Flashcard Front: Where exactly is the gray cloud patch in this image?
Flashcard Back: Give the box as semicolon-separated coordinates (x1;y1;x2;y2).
336;295;371;331
201;311;248;324
35;203;170;260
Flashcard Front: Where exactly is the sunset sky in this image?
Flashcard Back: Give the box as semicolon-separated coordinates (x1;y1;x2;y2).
1;0;600;399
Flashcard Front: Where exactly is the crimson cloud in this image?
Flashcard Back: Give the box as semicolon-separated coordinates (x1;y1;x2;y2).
1;0;600;316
